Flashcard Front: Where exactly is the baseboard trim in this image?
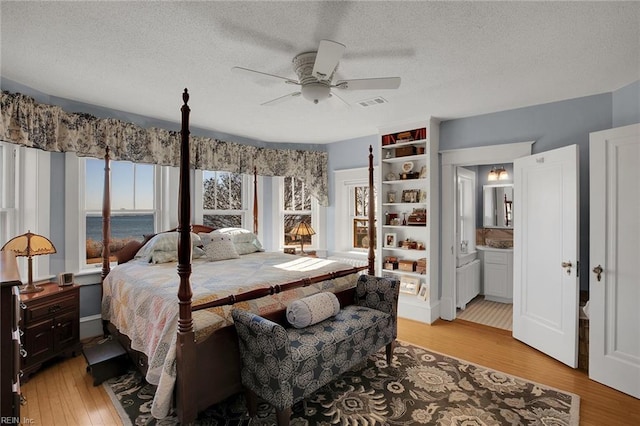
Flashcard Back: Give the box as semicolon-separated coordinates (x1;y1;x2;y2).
80;314;103;340
397;296;440;324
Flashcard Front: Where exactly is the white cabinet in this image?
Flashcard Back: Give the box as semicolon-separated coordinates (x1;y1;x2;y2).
479;247;513;303
377;119;439;323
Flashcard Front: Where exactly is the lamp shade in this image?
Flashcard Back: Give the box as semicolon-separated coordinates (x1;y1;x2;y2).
289;222;315;254
1;231;57;293
289;222;316;237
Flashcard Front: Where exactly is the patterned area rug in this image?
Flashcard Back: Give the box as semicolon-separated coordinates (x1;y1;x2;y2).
104;341;579;425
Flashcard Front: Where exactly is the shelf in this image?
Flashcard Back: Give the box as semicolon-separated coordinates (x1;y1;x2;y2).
383;178;427;185
381;138;427;149
378;121;437;324
383;202;427;207
382;269;426;278
382;225;427;229
382;154;427;163
382;247;427;253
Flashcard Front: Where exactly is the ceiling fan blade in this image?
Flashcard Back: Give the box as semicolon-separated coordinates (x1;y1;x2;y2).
261;91;302;106
312;39;346;81
335;77;401;90
232;66;299;85
329;92;350;106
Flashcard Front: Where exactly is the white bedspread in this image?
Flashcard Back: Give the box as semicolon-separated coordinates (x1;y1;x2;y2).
101;252;358;418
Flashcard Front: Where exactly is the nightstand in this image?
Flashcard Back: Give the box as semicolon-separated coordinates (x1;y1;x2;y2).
20;282;81;381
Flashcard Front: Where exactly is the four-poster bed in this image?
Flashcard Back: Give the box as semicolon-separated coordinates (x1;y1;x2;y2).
100;90;377;424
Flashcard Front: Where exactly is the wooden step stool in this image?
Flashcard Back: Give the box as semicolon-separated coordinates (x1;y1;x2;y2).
82;338;129;386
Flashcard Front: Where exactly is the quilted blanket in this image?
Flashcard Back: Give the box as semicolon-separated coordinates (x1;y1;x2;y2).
101;252;358;418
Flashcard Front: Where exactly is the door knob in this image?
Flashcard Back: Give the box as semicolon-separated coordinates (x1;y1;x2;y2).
561;261;572;275
593;265;603;282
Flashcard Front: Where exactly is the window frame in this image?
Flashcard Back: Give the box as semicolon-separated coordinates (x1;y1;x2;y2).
333;167;374;255
194;169;254;230
67;154;166;273
273;176;321;251
2;142;52;282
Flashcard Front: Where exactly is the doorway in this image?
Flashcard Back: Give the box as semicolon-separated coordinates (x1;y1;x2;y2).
440;141;534;321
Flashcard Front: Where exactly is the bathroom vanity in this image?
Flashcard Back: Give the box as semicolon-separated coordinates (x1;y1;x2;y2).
477;245;513;303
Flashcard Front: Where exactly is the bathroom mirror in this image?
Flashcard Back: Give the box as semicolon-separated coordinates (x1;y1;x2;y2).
483;184;514;228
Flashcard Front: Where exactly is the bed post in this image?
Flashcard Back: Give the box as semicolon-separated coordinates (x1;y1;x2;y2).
101;148;111;336
253;166;258;235
368;145;375;275
101;147;111;283
175;89;197;425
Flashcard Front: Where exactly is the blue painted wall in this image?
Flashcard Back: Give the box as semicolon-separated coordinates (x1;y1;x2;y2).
325;134;377;252
612;80;640;128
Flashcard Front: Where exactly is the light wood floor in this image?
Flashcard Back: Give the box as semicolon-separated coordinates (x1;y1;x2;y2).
20;318;640;425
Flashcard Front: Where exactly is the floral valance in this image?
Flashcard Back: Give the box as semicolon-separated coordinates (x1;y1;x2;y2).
0;91;328;205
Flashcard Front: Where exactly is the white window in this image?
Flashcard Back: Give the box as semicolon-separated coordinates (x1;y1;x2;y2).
2;142;52;281
352;185;375;250
199;171;250;229
278;177;319;250
334;168;375;254
83;158;158;266
0;142;17;245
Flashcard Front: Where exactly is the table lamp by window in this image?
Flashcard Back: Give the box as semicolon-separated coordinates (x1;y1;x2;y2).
289;222;315;254
1;231;57;293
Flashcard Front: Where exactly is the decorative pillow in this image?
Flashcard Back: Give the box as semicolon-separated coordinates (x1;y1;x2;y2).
135;232;204;263
116;234;156;264
212;228;264;255
286;292;341;329
116;240;145;264
204;234;240;261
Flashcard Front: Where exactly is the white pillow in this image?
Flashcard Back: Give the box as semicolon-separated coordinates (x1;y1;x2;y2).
286;292;341;329
211;228;264;255
204;234;240;261
135;232;204;263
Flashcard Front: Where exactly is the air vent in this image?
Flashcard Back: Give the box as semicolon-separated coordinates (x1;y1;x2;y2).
356;97;388;108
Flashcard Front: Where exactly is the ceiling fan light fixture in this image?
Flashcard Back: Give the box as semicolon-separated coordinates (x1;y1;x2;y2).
302;82;330;104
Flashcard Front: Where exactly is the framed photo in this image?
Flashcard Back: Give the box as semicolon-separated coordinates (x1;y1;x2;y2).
400;275;420;295
384;232;397;248
419;189;427;203
419;165;427;178
418;283;430;301
402;189;418;203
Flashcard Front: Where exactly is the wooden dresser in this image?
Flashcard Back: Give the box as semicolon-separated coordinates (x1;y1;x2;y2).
0;251;22;421
19;282;82;381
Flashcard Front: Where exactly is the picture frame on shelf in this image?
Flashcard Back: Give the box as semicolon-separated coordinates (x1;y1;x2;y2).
418;283;429;301
387;190;397;203
419;189;427;203
419;165;427;178
402;189;418;203
400;275;420;295
384;232;397;248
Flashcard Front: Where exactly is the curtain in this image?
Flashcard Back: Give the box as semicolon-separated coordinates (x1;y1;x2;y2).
0;91;329;205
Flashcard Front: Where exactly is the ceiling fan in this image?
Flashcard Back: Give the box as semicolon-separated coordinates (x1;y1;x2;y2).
232;40;401;105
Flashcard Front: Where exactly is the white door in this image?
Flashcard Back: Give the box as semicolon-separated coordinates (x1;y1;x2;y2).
513;145;579;367
589;124;640;398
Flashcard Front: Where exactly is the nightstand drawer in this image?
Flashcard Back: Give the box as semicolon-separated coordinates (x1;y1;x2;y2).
23;294;77;322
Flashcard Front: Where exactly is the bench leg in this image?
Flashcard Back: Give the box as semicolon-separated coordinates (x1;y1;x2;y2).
275;406;292;426
386;340;395;365
244;388;258;417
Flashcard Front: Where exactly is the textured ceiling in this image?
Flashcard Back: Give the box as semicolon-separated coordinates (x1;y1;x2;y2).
2;1;639;144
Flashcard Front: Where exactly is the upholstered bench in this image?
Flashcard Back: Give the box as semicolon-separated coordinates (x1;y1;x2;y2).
231;274;399;426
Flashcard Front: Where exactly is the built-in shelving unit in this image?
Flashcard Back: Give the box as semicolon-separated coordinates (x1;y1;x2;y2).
377;119;439;323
